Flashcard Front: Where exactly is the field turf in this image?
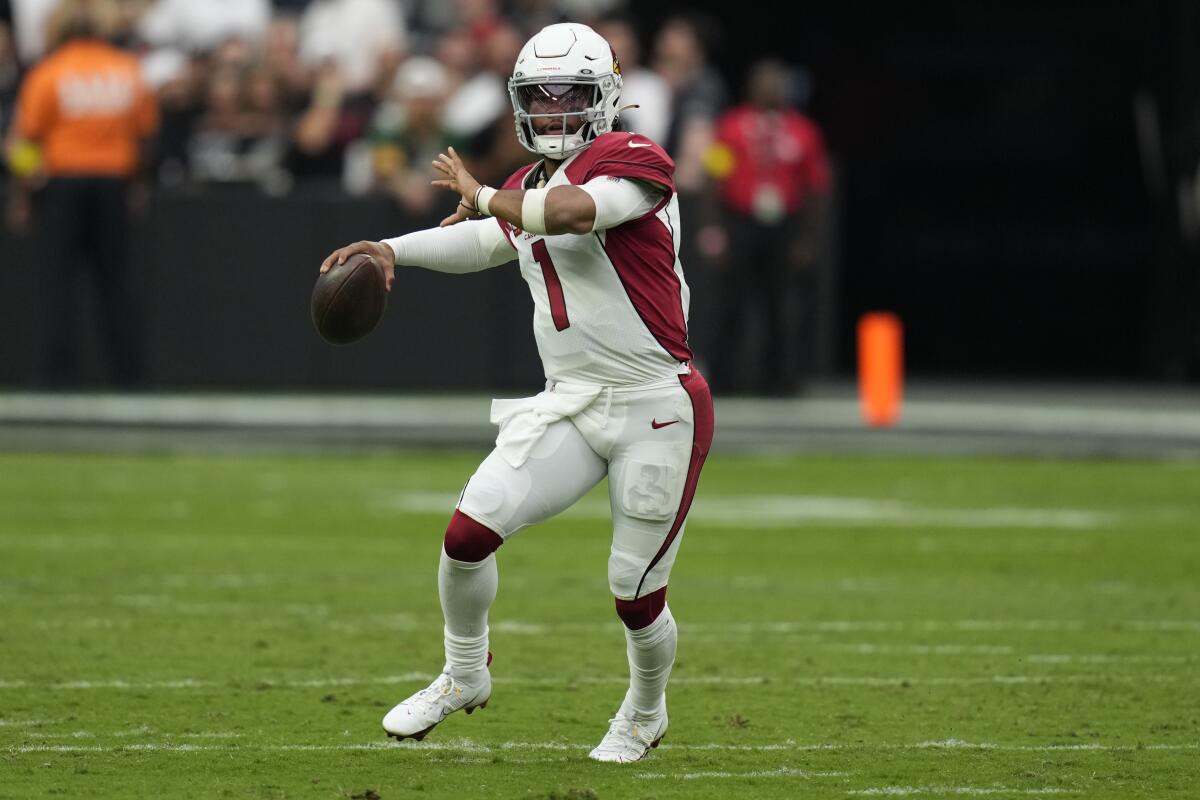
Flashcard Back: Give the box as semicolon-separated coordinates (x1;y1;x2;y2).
1;451;1198;798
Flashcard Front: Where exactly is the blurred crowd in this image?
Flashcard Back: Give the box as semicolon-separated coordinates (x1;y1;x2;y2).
0;0;747;209
0;0;833;395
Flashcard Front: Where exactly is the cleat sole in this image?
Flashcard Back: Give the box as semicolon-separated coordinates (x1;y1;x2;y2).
384;723;436;743
465;699;488;715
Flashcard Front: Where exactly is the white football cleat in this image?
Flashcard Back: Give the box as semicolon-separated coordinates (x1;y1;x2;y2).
381;667;491;742
588;695;668;763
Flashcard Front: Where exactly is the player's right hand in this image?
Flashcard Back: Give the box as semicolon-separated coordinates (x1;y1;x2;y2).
319;240;397;292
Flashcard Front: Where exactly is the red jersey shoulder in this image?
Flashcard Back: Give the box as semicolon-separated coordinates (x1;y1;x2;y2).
564;132;676;193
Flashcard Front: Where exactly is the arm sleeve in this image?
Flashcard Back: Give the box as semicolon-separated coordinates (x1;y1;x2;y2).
381;218;515;274
578;175;665;231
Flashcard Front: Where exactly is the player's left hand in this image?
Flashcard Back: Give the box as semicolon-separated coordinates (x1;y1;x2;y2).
431;146;482;222
437;198;479;228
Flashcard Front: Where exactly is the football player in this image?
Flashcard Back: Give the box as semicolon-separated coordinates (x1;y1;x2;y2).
320;22;714;763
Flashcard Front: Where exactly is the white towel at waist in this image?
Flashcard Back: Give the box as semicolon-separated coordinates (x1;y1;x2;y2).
489;386;602;469
489;371;689;469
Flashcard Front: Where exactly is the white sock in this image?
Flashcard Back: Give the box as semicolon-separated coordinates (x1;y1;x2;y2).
438;549;497;682
624;605;677;717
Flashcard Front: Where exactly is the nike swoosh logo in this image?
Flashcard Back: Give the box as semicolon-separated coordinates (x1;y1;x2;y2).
628;141;653;148
651;419;679;429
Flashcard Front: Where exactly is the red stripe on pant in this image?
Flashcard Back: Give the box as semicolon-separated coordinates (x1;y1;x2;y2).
633;368;715;599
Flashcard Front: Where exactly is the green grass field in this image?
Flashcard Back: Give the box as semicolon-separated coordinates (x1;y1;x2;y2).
1;450;1198;799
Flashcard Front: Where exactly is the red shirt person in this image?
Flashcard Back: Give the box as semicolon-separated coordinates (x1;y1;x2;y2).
705;59;831;396
711;86;830;224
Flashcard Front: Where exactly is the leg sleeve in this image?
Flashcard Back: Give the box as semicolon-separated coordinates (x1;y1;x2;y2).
458;417;607;538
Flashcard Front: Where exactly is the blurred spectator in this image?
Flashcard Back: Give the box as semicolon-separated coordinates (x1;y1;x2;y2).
107;0;148;48
6;0;159;388
261;13;311;105
9;0;59;64
404;0;460;51
704;58;831;396
454;0;503;48
140;45;199;183
137;0;270;55
651;14;726;190
285;56;374;183
594;14;670;145
345;55;461;211
441;22;525;187
432;25;475;93
298;0;406;95
506;0;565;32
188;62;288;190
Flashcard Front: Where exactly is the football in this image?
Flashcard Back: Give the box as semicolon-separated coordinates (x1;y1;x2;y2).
311;253;388;345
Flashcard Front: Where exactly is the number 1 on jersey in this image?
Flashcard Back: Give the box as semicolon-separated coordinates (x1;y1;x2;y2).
532;239;570;331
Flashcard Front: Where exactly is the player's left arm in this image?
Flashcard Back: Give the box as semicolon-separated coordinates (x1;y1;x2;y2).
431;147;663;236
477;183;597;235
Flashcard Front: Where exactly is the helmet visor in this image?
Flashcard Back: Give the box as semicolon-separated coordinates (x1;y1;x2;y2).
515;82;595;115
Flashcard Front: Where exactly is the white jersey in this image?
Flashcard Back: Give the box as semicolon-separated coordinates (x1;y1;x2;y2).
495;132;692;387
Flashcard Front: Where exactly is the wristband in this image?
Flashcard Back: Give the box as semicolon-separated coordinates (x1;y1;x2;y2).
474;186;497;216
521;188;549;235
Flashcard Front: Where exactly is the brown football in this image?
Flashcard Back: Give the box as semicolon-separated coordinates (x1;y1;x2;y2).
311;253;388;345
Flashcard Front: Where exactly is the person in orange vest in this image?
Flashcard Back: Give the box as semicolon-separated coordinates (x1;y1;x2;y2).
6;0;158;388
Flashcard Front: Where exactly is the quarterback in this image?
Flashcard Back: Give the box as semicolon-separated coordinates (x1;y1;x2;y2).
321;22;714;763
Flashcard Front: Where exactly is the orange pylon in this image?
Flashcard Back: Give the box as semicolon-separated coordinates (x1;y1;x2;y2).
858;312;904;427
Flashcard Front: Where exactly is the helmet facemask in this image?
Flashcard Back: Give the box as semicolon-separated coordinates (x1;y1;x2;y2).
509;74;620;159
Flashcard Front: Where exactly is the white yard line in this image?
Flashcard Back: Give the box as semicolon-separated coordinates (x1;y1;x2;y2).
8;738;1197;755
491;619;1200;634
1026;654;1194;664
0;672;1191;692
29;731;243;740
909;739;1198;752
0;674;428;690
8;616;1198;637
638;767;847;780
830;644;1016;655
0;679;217;689
381;492;1115;530
849;788;1079;796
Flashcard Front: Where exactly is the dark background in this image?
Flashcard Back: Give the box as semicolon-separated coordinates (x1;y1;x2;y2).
2;1;1198;390
649;0;1200;383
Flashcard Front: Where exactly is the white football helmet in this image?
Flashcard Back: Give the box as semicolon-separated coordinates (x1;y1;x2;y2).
508;23;623;160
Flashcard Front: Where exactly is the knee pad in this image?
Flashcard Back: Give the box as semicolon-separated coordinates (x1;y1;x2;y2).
443;510;503;562
614;586;668;630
